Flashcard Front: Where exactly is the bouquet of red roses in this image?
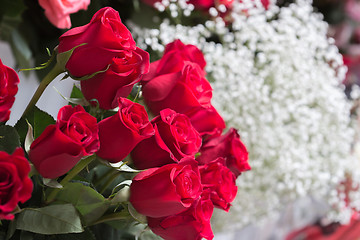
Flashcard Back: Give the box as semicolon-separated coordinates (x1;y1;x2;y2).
0;6;250;240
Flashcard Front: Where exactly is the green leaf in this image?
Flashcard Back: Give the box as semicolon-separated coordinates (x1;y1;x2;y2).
70;85;84;99
31;228;96;240
15;106;56;144
0;125;20;154
16;204;84;234
54;183;109;225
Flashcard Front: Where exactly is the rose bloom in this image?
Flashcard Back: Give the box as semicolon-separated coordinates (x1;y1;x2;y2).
96;98;154;163
0;59;19;122
39;0;90;29
199;158;237;211
29;105;99;179
197;128;250;177
0;148;33;220
131;108;201;170
58;7;149;109
147;190;214;240
130;157;202;218
141;40;225;136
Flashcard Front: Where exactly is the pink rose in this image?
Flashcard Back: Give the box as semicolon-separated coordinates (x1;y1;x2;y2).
130;158;202;218
345;0;360;22
96;98;154;163
0;59;19;123
131;108;201;170
147;190;214;240
197;128;250;177
39;0;90;29
0;148;33;220
29;105;99;179
199;158;237;211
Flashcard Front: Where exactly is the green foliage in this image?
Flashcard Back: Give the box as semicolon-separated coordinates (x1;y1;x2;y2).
70;85;84;99
0;125;21;154
16;204;83;235
53;183;110;225
15;106;56;144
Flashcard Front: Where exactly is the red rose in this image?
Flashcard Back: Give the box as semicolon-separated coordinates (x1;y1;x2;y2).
0;148;33;220
96;98;154;163
199;158;237;211
147;190;214;240
29;105;99;179
130;158;202;218
141;40;225;136
58;7;149;109
186;105;225;137
197;128;250;177
0;59;19;122
131;108;201;169
142;61;212;114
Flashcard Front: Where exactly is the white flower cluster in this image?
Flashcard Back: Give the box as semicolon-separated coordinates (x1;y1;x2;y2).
129;0;360;231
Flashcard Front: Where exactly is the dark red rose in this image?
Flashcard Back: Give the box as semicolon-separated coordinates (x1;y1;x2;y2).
199;158;237;211
130;157;202;218
131;108;201;169
96;98;154;163
141;40;225;136
0;148;33;220
58;7;149;109
29;105;99;179
0;59;19;122
197;128;250;177
147;190;214;240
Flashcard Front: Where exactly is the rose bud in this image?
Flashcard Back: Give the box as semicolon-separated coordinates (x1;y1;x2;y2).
130;157;202;218
29;105;99;179
199;158;237;211
147;190;214;240
58;7;149;109
0;148;33;220
96;98;154;163
197;128;250;177
131;108;201;170
0;59;19;122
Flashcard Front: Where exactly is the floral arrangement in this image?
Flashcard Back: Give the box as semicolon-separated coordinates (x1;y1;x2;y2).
127;0;360;231
0;5;250;240
1;0;360;238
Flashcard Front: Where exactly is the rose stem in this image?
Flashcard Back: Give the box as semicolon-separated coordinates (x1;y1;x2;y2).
46;154;96;203
21;64;64;118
